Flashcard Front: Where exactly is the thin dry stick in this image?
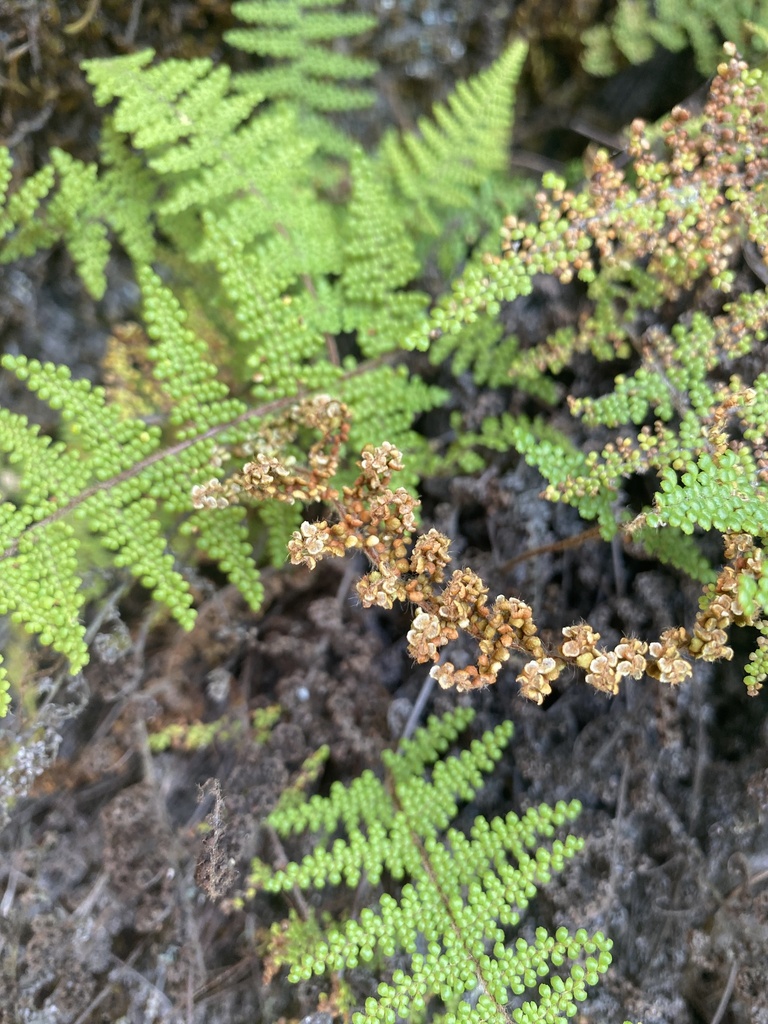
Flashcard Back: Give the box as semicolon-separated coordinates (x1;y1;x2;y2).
71;940;147;1024
601;752;631;921
64;0;101;34
192;956;260;1005
400;667;437;743
498;525;602;572
709;958;739;1024
688;672;709;832
265;823;311;922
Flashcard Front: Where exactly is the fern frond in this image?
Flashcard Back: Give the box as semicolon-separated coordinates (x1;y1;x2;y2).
0;152;55;254
83;51;306;264
629;523;717;584
226;0;377;113
83;49;340;267
340;150;427;356
0;659;9;716
97;123;157;265
250;708;613;1023
0;269;270;673
255;500;305;568
0;148;108;298
650;451;768;536
380;41;528;237
581;0;768;74
83;50;254;155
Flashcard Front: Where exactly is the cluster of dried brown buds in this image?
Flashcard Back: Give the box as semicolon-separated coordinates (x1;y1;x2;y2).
496;46;768;296
193;396;765;698
191;395;350;511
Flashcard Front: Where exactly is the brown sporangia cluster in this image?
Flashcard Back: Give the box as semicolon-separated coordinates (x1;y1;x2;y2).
206;391;767;699
191;394;351;512
289;444;768;699
496;45;768;296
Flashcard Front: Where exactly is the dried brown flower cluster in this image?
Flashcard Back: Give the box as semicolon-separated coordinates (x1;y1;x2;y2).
497;46;768;298
193;399;767;699
287;441;552;693
191;395;350;512
234;422;767;699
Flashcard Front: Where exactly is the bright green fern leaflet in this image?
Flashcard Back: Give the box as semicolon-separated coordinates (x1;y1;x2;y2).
225;0;377;112
379;39;532;270
0;268;267;676
581;0;768;75
0;146;110;299
248;707;613;1024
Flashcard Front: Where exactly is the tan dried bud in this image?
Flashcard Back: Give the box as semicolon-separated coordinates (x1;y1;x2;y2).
191;479;229;510
360;443;404;489
357;568;407;610
517;658;560;704
410;529;452;578
407;611;449;663
287;520;342;570
585;651;621;695
615;638;648;679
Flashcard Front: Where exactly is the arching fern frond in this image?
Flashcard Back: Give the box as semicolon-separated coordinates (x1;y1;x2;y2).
248;707;614;1024
0;269;268;673
379;40;529;238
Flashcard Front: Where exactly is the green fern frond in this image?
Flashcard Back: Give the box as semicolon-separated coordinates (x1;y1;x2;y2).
628;523;717;584
158;107;324;259
83;50;253;154
83;53;320;264
380;40;529;238
249;708;613;1024
255;499;304;568
97;123;157;265
607;0;659;65
0;147;108;298
650;451;768;536
225;0;377;113
0;269;271;673
581;0;768;75
206;225;339;398
0;358;191;670
744;628;768;691
340;150;426;356
0;659;9;716
0;152;56;255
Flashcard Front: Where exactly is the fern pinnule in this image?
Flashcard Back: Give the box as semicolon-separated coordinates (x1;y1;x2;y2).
226;0;378;114
248;708;612;1024
380;40;529;237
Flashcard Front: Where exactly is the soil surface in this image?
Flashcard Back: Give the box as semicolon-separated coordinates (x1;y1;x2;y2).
1;5;767;1024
